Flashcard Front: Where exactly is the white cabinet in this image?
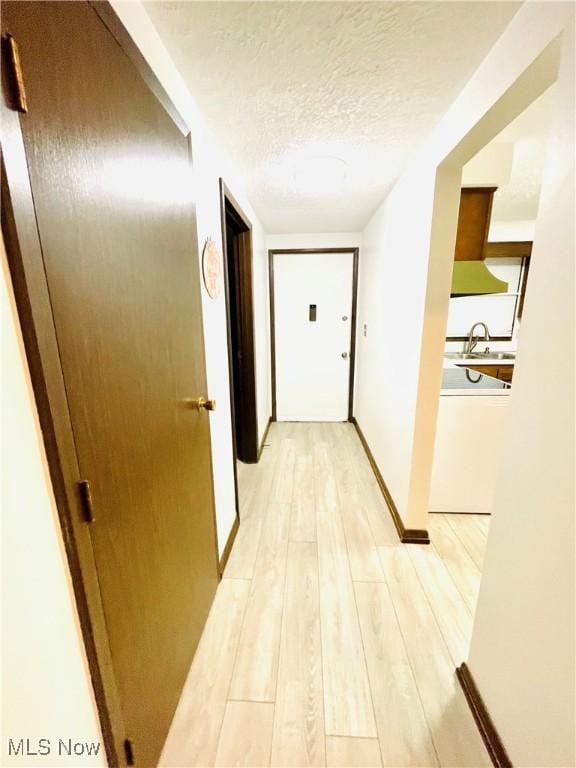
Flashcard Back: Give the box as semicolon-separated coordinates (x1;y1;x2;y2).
429;394;510;514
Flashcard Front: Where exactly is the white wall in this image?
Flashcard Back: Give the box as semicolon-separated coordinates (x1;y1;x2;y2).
355;161;440;521
111;2;271;555
354;2;571;529
1;242;105;767
488;218;535;241
429;394;509;515
267;233;362;251
461;141;513;187
355;2;574;763
469;20;575;766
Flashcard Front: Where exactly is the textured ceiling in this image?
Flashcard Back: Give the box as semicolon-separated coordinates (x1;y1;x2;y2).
490;87;555;222
144;1;521;233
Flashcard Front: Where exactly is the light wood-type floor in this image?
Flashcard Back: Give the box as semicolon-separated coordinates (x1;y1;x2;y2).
160;423;491;768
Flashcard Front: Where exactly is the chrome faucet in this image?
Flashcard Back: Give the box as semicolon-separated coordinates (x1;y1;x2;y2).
464;322;490;355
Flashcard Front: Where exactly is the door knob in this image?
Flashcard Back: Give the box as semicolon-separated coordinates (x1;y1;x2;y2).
341;352;348;359
184;396;216;412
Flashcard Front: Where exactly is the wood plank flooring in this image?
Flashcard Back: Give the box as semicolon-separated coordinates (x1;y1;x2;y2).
160;422;491;767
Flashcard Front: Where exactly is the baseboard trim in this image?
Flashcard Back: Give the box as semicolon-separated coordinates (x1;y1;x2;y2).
257;416;272;460
350;417;430;545
218;515;239;578
430;510;491;516
456;663;512;768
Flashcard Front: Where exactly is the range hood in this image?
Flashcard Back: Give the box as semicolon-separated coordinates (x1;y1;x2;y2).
451;187;508;297
451;261;508;297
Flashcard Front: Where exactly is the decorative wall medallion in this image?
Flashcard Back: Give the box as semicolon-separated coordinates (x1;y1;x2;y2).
202;237;222;299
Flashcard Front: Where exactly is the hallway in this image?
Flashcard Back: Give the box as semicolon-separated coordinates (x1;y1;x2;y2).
160;423;491;767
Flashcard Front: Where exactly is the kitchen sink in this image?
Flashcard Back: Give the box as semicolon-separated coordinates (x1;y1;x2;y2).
445;351;516;361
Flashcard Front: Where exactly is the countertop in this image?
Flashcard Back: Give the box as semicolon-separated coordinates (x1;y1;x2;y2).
441;358;512;395
443;356;515;367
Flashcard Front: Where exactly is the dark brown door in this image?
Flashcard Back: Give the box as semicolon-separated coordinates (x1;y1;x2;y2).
220;184;259;464
2;3;218;765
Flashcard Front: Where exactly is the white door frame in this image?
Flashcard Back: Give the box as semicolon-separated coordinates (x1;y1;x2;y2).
268;247;359;422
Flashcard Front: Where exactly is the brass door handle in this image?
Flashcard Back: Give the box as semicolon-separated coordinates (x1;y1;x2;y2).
184;397;216;412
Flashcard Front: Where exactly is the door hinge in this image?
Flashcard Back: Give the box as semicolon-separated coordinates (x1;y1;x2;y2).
123;738;135;766
3;34;28;113
78;480;95;523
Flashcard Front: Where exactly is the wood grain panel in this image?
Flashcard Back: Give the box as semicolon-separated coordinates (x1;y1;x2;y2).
429;515;481;612
444;514;487;569
269;438;297;503
237;460;260;513
271;542;325;767
328;425;384;581
340;427;399;546
224;513;265;581
225;445;279;580
215;701;275;767
326;737;382;767
470;514;490;539
159;579;250;767
229;502;290;702
156;424;497;768
288;421;313;454
338;481;385;582
314;443;377;738
354;581;438;766
379;547;491;767
408;544;473;666
290;454;316;542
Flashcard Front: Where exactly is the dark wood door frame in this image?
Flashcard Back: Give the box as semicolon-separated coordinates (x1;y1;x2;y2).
268;247;360;422
1;4;216;765
219;179;259;471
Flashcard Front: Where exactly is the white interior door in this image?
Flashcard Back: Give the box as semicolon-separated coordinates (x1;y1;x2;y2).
274;251;355;421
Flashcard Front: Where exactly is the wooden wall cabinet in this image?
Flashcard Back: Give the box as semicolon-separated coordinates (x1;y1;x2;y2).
496;364;514;383
454;188;497;261
464;363;514;383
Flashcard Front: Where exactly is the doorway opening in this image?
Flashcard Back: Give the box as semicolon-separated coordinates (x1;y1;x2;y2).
429;86;555;524
220;180;259;478
268;248;359;423
423;60;560;674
